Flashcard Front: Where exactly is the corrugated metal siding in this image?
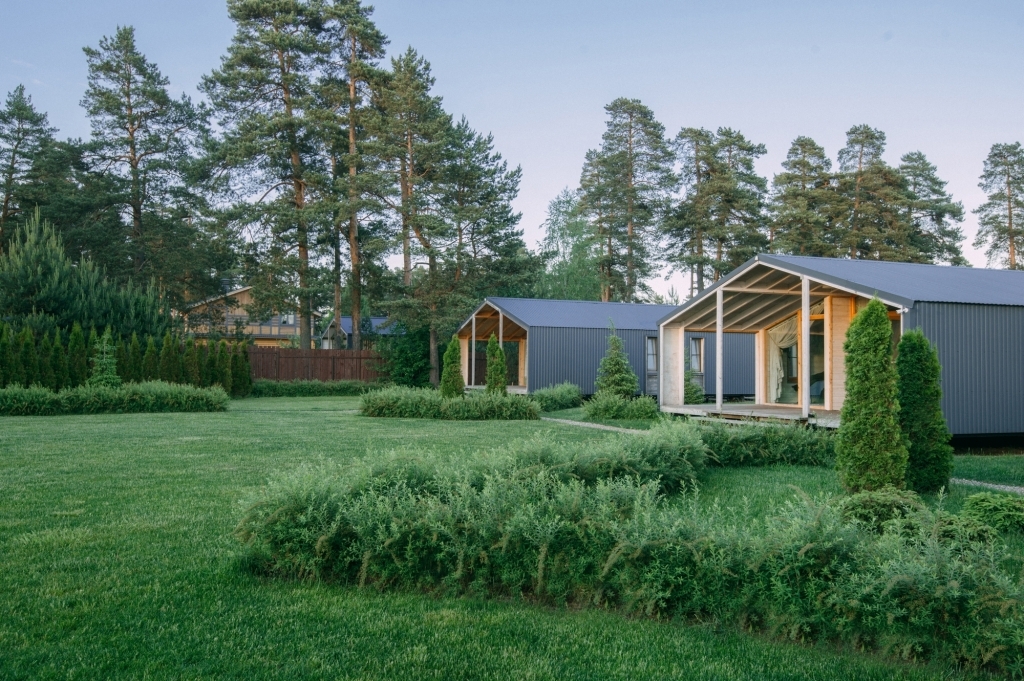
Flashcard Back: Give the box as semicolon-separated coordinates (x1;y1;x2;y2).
905;302;1024;435
528;327;656;395
684;332;756;397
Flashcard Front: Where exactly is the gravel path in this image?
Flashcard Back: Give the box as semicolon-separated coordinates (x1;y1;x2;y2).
539;417;642;434
951;478;1024;495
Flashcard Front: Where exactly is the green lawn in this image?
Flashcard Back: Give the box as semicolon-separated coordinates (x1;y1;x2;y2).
953;454;1024;488
0;398;994;680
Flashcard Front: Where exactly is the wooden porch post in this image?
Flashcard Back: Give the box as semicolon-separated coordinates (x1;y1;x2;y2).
498;312;504;386
801;276;811;419
471;315;476;387
716;287;723;413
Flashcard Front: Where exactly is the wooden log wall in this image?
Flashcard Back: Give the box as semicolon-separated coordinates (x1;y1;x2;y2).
248;348;382;383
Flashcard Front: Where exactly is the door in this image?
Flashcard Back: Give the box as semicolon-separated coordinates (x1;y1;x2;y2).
646;337;659;395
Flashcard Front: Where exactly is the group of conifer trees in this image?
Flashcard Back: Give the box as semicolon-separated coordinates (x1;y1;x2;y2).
0;322;252;397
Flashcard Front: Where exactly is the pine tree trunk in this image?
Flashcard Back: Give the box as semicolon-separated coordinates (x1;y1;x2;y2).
348;40;362;350
1007;170;1016;269
428;322;438;386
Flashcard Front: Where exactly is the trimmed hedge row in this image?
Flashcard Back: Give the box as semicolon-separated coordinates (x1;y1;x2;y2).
530;382;583;412
694;422;836;467
250;379;375;398
238;462;1023;675
583;392;660;420
0;382;229;416
360;386;539;420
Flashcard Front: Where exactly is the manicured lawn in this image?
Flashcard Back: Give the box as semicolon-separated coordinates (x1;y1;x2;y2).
953;454;1024;488
0;398;993;679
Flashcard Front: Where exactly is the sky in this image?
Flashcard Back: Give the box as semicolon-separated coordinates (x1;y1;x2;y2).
3;0;1023;297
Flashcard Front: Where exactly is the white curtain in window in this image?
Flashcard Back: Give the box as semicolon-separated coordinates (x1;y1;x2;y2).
767;316;798;403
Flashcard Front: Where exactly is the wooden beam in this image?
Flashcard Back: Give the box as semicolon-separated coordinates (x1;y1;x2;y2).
716;287;723;412
801;276;810;419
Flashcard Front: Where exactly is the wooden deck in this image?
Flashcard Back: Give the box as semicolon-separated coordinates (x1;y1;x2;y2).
662;403;841;429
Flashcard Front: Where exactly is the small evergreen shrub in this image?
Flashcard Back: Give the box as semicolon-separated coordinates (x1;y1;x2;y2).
250;379;376;398
0;324;12;387
37;332;55;390
17;327;38;387
595;328;638;398
961;492;1024;534
88;330;122;388
695;423;836;467
835;299;908;491
530;382;583;412
230;343;252;397
896;330;954;493
142;335;159;381
52;330;69;392
127;333;143;383
360;386;539;420
67;323;88;387
158;331;179;383
439;335;464;398
0;381;228;416
485;334;506;395
683;370;705;404
215;340;232;392
835;487;923;533
583;391;659;420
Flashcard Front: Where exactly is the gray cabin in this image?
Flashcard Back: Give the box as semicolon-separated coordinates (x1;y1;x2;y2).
456;297;754;397
659;254;1024;436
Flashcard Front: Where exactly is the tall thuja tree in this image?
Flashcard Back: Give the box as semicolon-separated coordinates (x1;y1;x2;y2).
51;329;68;391
835;299;908;492
142;335;159;381
319;0;387;351
578;99;675;302
67;323;88;387
37;332;55;390
535;189;602;300
896;329;954;493
88;330;122;388
771;136;839;256
439;335;463;398
158;331;179;383
595;327;638;398
484;333;506;395
17;327;38;387
0;85;56;253
203;0;333;350
183;338;202;386
127;332;143;382
974;142;1024;269
230;343;251;396
82;26;218;304
0;323;10;387
215;340;232;392
899;152;966;265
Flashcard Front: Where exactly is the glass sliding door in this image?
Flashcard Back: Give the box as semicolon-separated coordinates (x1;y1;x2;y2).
767;317;798;404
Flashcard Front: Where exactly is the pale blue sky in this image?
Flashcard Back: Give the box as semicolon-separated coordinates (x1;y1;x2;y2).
3;1;1023;291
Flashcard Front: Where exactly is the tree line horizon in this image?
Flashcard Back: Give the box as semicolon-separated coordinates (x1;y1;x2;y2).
1;0;1021;385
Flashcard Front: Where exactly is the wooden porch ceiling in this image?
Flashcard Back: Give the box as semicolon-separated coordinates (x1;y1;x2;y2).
458;304;527;341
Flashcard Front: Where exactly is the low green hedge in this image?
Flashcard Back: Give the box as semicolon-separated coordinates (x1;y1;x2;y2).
250;379;376;398
0;382;229;416
695;422;836;467
531;382;583;412
961;492;1024;533
582;391;660;420
238;460;1023;676
360;386;539;420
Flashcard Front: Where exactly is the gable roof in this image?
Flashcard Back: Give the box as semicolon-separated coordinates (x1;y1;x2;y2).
334;316;392;335
761;255;1024;307
482;297;678;331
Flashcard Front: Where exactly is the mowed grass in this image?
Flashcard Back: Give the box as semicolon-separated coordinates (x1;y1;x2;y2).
953;454;1024;488
0;398;991;680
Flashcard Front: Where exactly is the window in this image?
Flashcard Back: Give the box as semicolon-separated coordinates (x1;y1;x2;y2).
688;338;704;373
646;337;658;373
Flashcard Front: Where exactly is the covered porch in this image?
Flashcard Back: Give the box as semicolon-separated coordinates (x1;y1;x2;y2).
456;301;528;391
660;258;905;427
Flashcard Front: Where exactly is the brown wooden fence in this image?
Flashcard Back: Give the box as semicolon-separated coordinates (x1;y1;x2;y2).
248;348;382;383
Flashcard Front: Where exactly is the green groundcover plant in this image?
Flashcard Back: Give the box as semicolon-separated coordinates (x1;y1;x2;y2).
237;445;1023;676
360;386;539;420
530;382;583;412
583;392;659;420
0;381;228;415
695;422;836;468
961;492;1024;534
250;379;376;398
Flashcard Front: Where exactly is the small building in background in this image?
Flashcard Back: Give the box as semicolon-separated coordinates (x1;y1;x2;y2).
320;316;393;349
659;254;1024;435
455;297;754;397
183;286;320;347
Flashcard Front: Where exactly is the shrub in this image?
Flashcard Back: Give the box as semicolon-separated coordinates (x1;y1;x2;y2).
238;466;1024;675
0;381;228;416
0;323;12;387
215;340;232;392
158;331;180;383
695;422;836;468
583;391;659;420
127;332;143;383
595;328;638;398
142;335;159;382
835;299;908;491
37;332;55;390
485;334;506;395
88;330;122;389
51;330;68;392
203;341;217;387
230;344;252;397
683;370;705;404
183;339;202;387
375;322;431;388
530;382;582;412
835;487;923;533
250;379;376;398
17;327;37;387
896;330;954;493
360;386;539;420
961;492;1024;533
439;335;464;398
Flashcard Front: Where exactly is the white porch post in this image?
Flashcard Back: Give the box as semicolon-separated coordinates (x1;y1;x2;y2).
801;276;811;419
471;315;476;387
716;287;723;413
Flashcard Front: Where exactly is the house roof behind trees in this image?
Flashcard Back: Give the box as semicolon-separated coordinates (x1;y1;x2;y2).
481;297;678;331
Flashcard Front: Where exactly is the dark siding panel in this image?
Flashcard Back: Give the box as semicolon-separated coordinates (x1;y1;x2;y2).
907;303;1024;435
528;327;655;395
684;332;756;397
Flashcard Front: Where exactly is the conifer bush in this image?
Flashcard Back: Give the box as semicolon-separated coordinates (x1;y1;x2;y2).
484;334;506;394
961;492;1024;534
88;330;122;388
835;299;908;491
683;370;705;404
439;335;464;398
51;330;69;391
695;422;835;467
17;327;38;387
583;391;659;420
530;382;583;411
896;330;954;493
183;339;202;386
230;343;252;397
216;340;232;392
595;329;638;398
203;341;217;387
115;337;128;380
158;331;179;383
142;335;159;381
37;333;55;390
127;332;143;383
0;324;11;387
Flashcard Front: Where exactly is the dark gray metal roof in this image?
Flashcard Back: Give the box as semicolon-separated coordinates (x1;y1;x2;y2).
762;255;1024;307
338;316;392;335
485;297;678;331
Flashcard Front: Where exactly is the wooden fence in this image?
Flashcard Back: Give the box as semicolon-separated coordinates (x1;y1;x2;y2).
248;348;382;383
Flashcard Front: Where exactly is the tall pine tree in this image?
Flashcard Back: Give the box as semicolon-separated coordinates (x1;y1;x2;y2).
974;142;1024;269
0;85;56;253
771;136;838;256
